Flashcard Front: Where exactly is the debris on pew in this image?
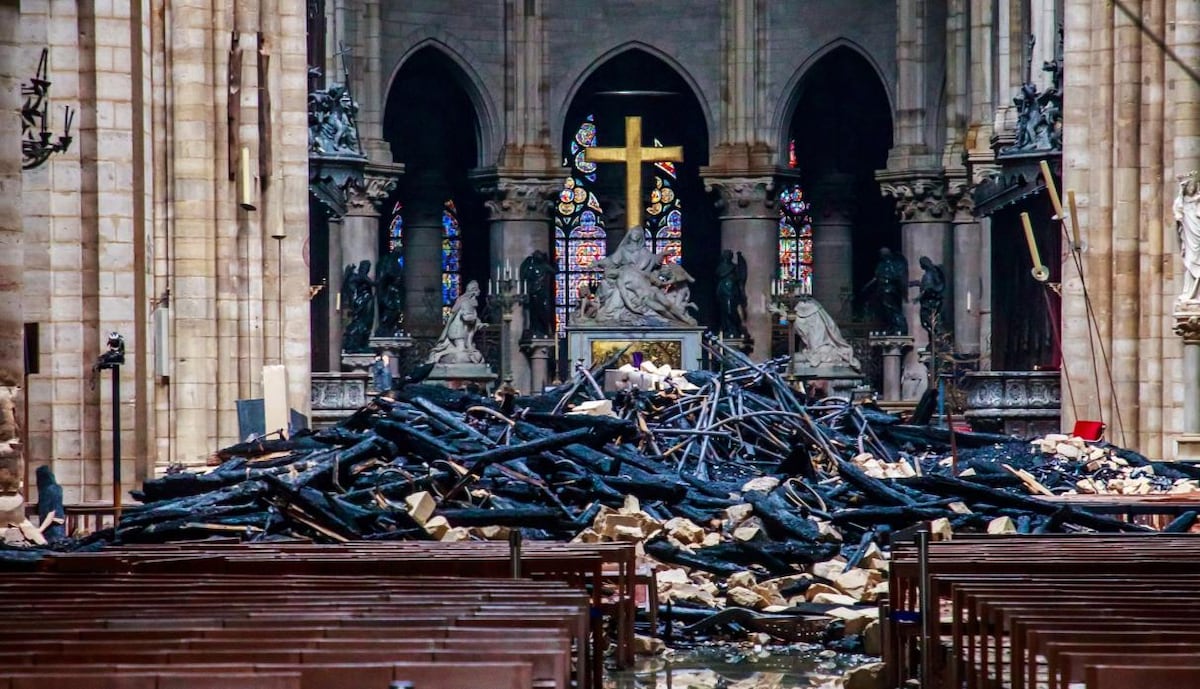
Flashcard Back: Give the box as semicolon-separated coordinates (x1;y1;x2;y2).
5;335;1200;657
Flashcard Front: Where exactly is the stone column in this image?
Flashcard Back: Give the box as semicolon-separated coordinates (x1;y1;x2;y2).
338;173;396;367
1174;312;1200;459
705;177;777;359
0;0;22;495
324;216;345;370
878;176;953;388
871;336;914;401
522;338;554;394
403;171;451;339
808;173;856;320
949;181;982;355
479;177;557;392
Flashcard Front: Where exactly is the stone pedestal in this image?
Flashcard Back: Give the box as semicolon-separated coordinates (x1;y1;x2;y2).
521;336;556;394
870;334;914;401
425;363;497;390
566;326;705;371
341;335;413;387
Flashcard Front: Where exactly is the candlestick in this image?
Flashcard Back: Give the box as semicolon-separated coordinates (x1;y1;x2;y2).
1020;212;1049;281
1066;189;1082;250
1040;160;1066;221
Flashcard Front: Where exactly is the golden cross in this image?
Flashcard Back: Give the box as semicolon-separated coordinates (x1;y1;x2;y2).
583;116;684;230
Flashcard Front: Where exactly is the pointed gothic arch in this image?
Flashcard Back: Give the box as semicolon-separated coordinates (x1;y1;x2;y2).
772;38;896;165
557;48;718;334
385;36;500;167
382;46;489;337
554;42;715;160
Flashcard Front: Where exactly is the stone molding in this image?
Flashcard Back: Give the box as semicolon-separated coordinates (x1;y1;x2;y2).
704;176;776;218
478;177;559;222
344;173;398;217
879;177;951;223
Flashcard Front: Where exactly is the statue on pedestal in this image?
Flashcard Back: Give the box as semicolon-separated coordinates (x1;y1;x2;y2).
426;280;485;365
1175;171;1200;307
577;226;697;327
520;250;557;338
715;249;749;339
375;250;405;338
865;247;909;335
341;260;375;353
790;296;861;371
912;256;947;339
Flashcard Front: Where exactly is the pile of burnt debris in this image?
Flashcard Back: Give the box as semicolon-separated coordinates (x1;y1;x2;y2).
5;339;1200;649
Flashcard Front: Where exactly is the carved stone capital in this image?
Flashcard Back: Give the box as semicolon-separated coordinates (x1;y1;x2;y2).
479;178;560;222
1175;304;1200;343
879;177;951;223
704;176;776;218
946;179;977;223
344;173;398;217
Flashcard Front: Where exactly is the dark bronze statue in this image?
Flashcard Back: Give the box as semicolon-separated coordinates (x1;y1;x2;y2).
715;249;749;339
864;247;909;335
912;255;946;339
308;83;362;156
520;250;557;338
375;250;405;337
341;259;374;352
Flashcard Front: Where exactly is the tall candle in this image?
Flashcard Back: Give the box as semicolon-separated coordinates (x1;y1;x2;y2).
967;290;972;313
1020;212;1045;277
1040;160;1065;221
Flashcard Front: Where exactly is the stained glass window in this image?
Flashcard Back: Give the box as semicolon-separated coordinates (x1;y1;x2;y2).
645;173;682;265
778;184;813;293
387;201;405;269
554;116;607;335
441;199;461;321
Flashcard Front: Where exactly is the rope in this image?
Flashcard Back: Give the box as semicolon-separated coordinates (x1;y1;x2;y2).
1041;284;1079;422
1061;226;1126;446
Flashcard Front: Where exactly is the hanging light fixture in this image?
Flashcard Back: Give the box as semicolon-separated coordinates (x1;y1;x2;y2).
21;48;74;170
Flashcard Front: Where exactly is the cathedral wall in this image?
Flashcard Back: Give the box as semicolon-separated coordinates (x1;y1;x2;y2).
14;0;312;503
1060;0;1198;459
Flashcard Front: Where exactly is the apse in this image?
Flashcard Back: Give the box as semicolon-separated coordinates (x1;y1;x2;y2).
785;46;896;318
560;48;717;325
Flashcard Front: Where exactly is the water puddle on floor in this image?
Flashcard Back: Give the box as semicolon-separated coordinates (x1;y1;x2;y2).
606;643;877;689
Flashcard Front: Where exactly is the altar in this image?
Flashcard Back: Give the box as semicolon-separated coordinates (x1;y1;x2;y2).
566;325;705;370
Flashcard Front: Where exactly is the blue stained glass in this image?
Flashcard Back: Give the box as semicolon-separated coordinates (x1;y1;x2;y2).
441;200;462;321
388;201;405;269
